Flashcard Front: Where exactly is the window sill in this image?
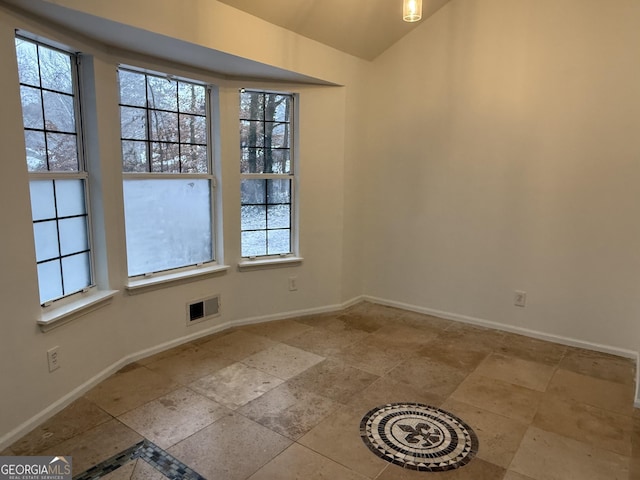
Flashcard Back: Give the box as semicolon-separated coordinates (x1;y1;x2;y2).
38;290;118;333
238;256;303;271
126;264;230;294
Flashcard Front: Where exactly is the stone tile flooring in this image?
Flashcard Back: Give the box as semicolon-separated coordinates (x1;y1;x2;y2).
7;302;639;479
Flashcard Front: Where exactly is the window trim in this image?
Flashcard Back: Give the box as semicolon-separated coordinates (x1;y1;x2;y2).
237;255;303;271
239;89;299;262
125;263;230;294
38;289;118;332
17;33;97;306
118;65;223;280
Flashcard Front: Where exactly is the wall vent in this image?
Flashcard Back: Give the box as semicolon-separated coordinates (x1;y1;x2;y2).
186;295;220;325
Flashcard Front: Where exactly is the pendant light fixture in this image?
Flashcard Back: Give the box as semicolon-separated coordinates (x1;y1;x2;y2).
403;0;422;22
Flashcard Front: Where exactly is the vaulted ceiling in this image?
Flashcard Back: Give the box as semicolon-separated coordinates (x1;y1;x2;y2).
2;0;452;83
216;0;452;60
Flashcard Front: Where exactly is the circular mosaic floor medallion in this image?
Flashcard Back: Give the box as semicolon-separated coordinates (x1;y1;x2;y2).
359;402;479;472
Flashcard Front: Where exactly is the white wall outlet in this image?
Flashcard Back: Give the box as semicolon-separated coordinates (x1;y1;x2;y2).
514;290;527;307
47;346;60;372
288;276;298;291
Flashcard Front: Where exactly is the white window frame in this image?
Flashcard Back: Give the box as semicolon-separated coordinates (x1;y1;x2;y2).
16;33;97;306
238;89;301;269
118;66;226;288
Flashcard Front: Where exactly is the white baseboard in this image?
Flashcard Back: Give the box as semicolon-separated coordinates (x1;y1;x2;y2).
231;298;363;328
364;295;640;408
364;295;638;358
0;297;362;450
3;293;637;449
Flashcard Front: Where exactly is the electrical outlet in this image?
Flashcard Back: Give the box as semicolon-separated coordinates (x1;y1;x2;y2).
514;290;527;307
47;346;60;372
288;276;298;291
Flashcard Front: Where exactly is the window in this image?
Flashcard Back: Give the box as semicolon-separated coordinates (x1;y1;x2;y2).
239;90;295;258
118;68;216;277
16;36;93;305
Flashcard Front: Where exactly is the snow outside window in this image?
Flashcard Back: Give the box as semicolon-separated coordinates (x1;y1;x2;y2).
16;36;93;304
239;90;295;258
118;68;215;277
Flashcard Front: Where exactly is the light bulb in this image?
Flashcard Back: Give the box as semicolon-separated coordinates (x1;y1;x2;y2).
403;0;422;22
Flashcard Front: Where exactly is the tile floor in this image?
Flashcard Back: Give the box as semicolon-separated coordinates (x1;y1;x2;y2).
6;302;639;480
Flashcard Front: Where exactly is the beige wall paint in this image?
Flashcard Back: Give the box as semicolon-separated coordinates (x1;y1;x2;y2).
340;67;368;302
39;0;364;85
0;4;361;443
362;0;640;350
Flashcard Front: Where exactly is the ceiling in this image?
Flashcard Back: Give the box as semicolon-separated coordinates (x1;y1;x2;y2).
216;0;452;60
3;0;452;84
3;0;333;84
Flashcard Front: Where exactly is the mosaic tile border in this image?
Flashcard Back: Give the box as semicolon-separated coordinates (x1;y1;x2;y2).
359;402;479;472
73;440;205;480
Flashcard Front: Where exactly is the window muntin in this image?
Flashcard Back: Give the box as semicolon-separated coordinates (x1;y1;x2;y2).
16;36;93;304
239;91;294;258
119;69;208;174
118;68;215;277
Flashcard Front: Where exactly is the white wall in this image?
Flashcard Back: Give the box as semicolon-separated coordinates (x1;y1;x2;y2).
0;3;364;445
362;0;640;351
37;0;363;86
